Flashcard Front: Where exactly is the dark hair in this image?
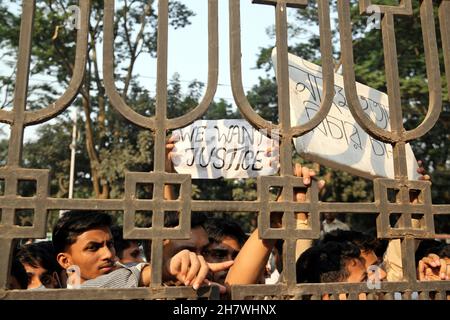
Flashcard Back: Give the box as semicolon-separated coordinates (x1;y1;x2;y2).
205;217;247;247
110;225;140;259
10;257;28;289
52;211;113;254
164;211;207;229
322;230;384;255
16;241;62;274
296;241;361;283
437;244;450;258
415;240;450;264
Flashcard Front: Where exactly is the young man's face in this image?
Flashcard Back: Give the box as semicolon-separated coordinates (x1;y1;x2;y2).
120;241;144;265
23;263;47;289
163;226;209;259
204;236;241;284
57;226;116;283
360;249;387;281
345;257;368;283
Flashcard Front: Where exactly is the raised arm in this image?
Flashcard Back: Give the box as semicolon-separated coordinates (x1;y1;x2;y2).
225;163;324;286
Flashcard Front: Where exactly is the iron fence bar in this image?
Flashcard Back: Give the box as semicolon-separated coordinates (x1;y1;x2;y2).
7;0;35;167
231;280;450;299
0;285;219;300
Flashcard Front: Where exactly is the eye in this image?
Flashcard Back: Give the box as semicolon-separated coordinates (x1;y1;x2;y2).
130;250;140;258
40;274;52;286
86;244;99;251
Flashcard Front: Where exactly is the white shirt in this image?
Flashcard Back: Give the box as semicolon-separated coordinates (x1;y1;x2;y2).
321;219;350;237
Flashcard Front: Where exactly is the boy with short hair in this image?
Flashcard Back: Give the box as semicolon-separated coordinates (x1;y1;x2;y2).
53;210;232;289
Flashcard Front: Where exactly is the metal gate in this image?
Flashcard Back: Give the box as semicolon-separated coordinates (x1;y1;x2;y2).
0;0;449;300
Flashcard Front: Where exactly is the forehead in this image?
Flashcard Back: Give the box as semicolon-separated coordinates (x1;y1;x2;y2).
361;250;378;265
210;236;241;252
171;227;209;249
124;242;140;251
23;263;47;274
72;227;112;244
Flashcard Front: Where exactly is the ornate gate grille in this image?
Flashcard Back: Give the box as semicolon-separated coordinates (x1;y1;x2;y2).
0;0;449;300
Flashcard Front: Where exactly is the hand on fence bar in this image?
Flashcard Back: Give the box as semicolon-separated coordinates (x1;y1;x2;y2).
226;162;322;286
165;134;180;174
164;134;180;201
151;249;233;292
410;160;431;204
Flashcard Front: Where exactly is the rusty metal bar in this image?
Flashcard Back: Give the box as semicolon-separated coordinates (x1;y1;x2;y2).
154;0;169;173
0;285;219;300
7;0;35;167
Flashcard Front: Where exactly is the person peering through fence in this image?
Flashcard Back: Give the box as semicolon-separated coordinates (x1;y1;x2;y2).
51;210;233;291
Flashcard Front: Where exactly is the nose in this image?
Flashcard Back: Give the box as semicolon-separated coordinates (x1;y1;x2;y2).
100;245;115;260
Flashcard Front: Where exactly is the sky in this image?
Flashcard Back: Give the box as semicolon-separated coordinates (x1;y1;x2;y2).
136;0;277;104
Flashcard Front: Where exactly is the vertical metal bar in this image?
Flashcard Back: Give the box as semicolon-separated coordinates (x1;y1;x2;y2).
69;109;78;199
155;0;169;172
274;2;292;177
282;239;297;286
401;238;417;283
7;0;35;167
152;181;164;229
0;240;14;289
150;239;164;287
381;13;408;178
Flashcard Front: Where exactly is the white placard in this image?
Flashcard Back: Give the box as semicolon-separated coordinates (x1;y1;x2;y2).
272;49;419;180
172;119;279;179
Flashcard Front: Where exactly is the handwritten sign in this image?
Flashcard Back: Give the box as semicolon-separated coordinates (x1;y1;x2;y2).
272;49;419;180
172;120;279;179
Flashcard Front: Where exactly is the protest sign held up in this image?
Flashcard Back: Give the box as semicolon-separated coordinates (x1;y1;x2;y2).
172;119;279;179
272;49;419;180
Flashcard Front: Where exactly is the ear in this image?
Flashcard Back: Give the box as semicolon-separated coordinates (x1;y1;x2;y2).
57;252;72;270
348;258;359;267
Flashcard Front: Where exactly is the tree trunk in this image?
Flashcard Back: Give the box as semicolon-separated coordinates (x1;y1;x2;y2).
81;92;109;199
